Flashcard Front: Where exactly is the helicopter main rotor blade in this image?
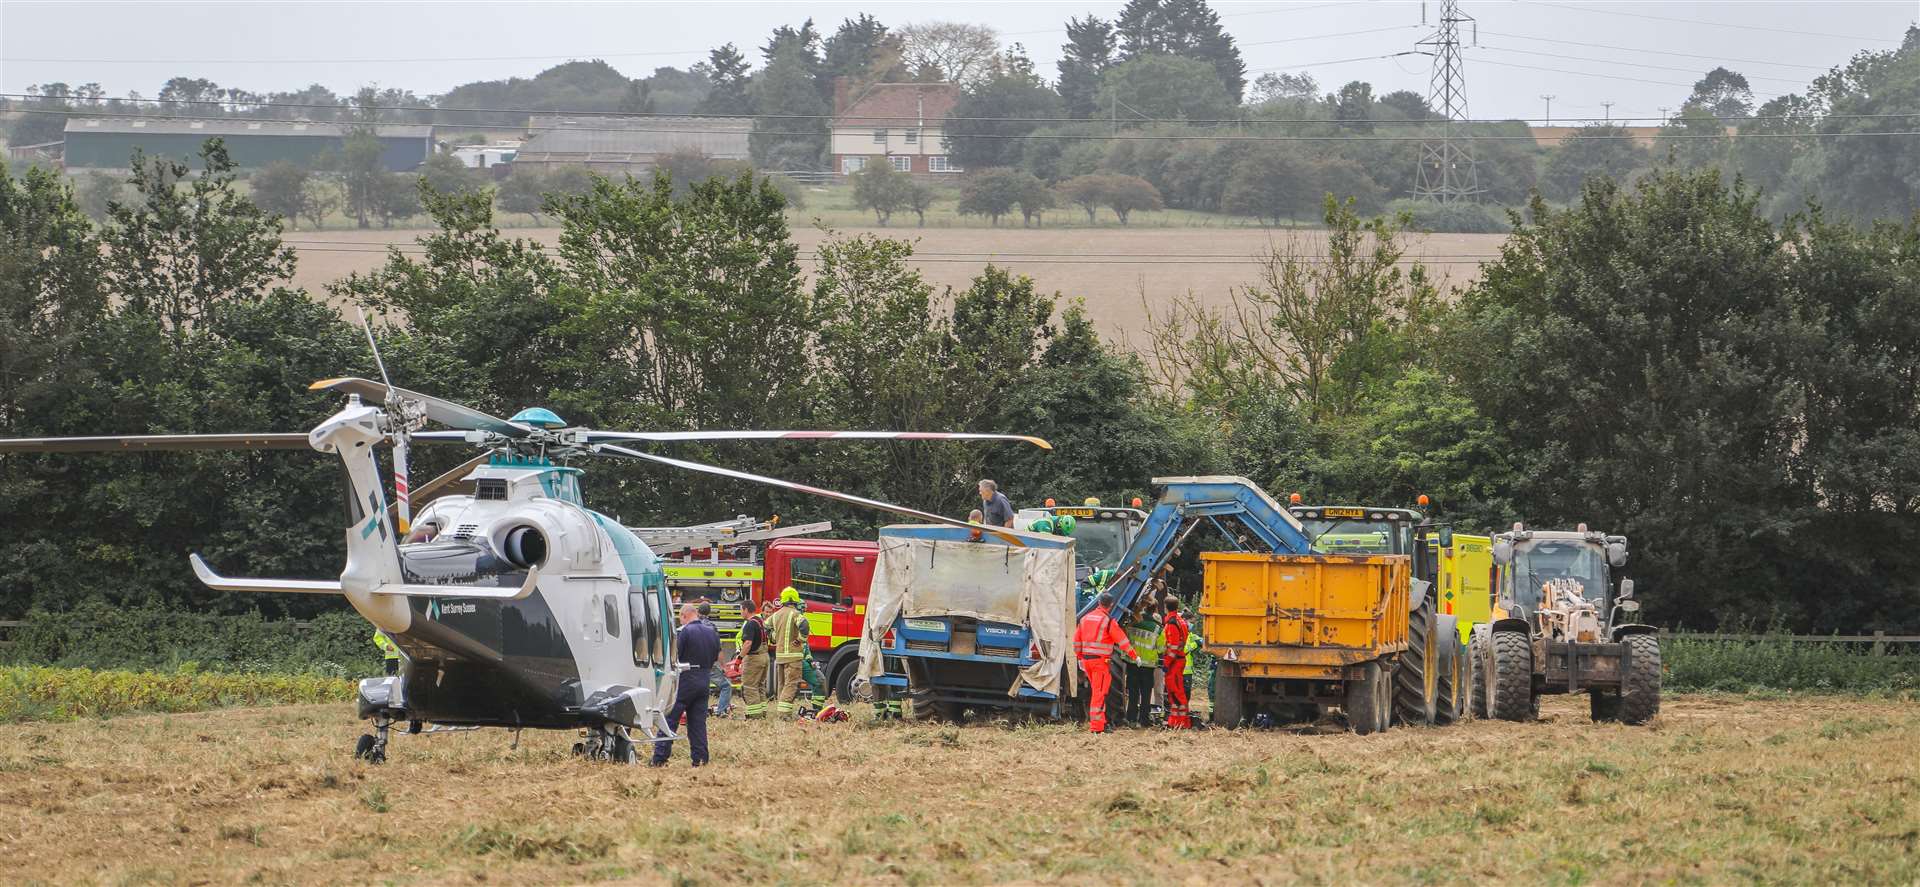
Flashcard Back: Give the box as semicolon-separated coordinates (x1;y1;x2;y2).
0;433;311;454
593;443;1033;546
309;377;532;437
581;430;1053;450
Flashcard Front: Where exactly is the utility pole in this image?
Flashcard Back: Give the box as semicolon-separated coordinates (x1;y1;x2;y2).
1539;94;1556;126
1414;0;1484;204
1601;101;1614;124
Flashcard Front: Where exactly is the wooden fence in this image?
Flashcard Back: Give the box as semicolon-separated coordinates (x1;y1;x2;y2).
0;618;1914;652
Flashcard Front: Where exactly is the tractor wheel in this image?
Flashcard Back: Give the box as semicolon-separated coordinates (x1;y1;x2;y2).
1435;636;1463;726
1395;597;1439;725
1620;634;1662;725
1490;629;1535;722
1211;662;1245;729
1469;628;1491;719
1589;688;1622;722
1345;662;1389;735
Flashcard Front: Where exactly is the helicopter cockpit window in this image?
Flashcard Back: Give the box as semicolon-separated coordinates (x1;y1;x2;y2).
604;595;620;639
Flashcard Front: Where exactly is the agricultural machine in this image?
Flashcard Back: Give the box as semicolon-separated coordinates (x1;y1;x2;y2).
1470;525;1661;724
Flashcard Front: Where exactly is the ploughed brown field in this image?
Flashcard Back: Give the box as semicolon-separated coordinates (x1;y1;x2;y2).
283;227;1509;345
4;693;1915;885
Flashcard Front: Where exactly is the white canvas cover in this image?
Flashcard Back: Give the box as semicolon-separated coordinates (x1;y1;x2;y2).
858;536;1078;698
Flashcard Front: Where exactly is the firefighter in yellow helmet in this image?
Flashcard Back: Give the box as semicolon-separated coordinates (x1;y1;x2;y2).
765;586;812;718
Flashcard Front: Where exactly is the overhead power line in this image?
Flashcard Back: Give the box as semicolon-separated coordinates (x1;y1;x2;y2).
1479;46;1808;86
1527;1;1907;44
1475;29;1835;72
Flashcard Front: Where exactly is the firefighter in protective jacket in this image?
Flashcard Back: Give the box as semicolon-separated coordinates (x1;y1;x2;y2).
766;587;811;718
1074;592;1139;733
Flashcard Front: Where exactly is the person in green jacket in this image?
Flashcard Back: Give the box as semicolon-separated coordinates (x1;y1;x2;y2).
372;629;401;676
1123;605;1163;727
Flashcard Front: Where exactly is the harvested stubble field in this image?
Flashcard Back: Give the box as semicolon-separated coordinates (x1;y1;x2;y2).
285;227;1507;344
2;694;1915;885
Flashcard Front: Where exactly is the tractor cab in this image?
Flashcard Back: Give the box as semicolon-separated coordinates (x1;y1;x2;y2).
1015;498;1148;584
1490;526;1632;625
1285;505;1423;555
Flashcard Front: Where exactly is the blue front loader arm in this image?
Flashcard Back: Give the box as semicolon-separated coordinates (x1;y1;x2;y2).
1092;476;1315;618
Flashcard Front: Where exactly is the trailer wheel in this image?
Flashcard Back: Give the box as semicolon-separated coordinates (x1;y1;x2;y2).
1345;662;1389;735
1490;629;1535;722
1211;662;1244;728
1619;634;1662;725
1395;597;1439;725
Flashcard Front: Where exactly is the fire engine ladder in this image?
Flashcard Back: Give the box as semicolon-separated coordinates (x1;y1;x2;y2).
627;515;832;560
1095;476;1316;618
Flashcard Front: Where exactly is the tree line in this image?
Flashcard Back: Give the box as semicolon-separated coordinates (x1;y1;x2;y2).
3;136;1917;632
12;6;1920;230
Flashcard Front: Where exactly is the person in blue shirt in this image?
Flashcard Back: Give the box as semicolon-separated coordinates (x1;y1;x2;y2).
977;479;1015;528
652;603;721;767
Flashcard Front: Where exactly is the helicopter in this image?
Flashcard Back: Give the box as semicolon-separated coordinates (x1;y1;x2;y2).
0;362;1047;764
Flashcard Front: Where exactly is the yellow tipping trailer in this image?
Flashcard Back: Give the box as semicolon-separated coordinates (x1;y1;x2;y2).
1200;551;1424;734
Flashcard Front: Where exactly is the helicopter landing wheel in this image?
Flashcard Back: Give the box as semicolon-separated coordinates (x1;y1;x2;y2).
355;714;392;764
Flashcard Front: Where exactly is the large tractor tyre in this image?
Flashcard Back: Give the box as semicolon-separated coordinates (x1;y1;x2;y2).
1469;628;1491;719
1395;597;1440;726
1490;629;1536;722
1619;634;1663;725
1589;688;1622;722
1434;639;1464;726
1211;662;1245;729
1345;662;1390;735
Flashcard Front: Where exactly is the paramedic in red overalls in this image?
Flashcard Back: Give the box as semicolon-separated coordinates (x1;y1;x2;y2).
1074;592;1139;734
1161;596;1193;729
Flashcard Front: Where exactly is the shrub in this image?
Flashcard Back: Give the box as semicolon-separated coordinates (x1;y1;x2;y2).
1663;633;1920;694
1385;198;1511;234
2;603;382;677
0;666;353;722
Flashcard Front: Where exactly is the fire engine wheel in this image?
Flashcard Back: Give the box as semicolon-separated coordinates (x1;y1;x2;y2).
1490;629;1536;722
1211;662;1244;728
1346;662;1389;735
1395;598;1439;726
832;661;858;705
1619;634;1662;726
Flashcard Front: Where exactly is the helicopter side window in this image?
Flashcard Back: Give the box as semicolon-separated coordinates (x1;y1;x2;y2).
604;595;620;639
630;589;655;666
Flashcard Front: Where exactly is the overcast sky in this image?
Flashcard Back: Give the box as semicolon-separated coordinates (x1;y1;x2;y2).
3;1;1916;124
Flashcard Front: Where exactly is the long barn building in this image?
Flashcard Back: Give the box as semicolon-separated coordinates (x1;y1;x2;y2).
63;118;432;171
